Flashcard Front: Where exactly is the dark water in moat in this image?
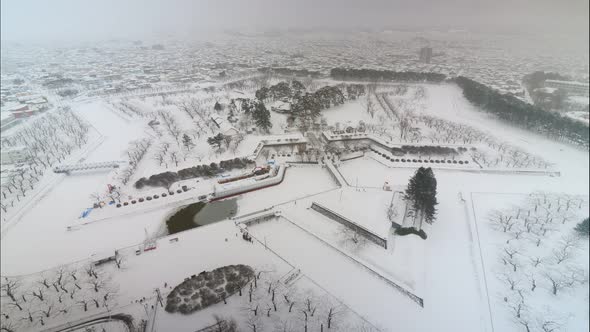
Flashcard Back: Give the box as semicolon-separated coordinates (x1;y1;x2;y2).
166;198;238;235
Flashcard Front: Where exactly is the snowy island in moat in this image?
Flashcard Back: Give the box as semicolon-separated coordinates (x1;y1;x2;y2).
1;76;588;332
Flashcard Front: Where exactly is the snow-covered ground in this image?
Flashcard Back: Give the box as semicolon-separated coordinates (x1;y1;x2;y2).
2;80;588;331
472;192;589;332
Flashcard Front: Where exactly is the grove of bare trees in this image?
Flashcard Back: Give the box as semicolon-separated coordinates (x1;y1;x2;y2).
487;192;589;331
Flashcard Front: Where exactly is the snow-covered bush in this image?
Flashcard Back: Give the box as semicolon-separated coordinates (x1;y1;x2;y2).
165;265;254;314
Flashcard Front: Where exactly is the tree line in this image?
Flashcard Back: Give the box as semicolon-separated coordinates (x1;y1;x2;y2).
391;145;462;156
330;68;446;83
523;71;570;91
455;76;589;148
135;157;254;189
257;67;321;78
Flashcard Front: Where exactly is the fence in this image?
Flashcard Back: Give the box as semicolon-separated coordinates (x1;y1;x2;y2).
236;211;280;226
310;202;387;249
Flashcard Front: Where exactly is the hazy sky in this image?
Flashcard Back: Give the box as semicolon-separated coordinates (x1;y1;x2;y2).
1;0;588;42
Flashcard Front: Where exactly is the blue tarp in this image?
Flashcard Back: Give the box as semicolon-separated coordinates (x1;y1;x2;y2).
80;208;93;218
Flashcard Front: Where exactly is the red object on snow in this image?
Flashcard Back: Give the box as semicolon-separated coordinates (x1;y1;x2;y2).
144;246;157;252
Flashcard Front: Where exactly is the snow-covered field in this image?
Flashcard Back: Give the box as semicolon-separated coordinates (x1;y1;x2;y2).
2;80;588;331
472;192;589;332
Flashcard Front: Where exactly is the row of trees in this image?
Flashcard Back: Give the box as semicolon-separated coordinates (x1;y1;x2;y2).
1;108;89;216
119;138;152;186
330;68;446;83
359;84;551;170
113;101;147;118
256;67;321;78
391;145;460;157
1;262;120;331
255;81;305;102
455;77;589;148
417;113;550;169
135;157;254;189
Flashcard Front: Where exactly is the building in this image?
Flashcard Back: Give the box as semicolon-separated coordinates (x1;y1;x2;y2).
26;97;50;112
5;104;36;118
419;47;433;63
1;146;28;165
211;115;239;136
544;80;589;97
0;112;20;132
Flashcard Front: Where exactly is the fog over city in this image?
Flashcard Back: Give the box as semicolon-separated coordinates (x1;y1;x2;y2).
2;0;589;42
0;1;588;332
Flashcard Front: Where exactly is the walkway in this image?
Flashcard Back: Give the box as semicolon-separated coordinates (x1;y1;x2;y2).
325;160;349;187
54;161;126;174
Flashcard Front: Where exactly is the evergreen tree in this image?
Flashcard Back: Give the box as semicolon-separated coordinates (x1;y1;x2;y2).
292;93;321;118
420;168;438;224
575;218;589;237
291;80;306;98
252;101;272;133
228;99;237;114
182;134;194;151
255;87;269;101
241;99;254;114
207;133;224;149
269;82;292;100
214;101;223;111
404;167;438;228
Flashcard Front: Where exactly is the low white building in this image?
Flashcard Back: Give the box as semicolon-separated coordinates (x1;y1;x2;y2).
211;115;239;136
1;146;28;165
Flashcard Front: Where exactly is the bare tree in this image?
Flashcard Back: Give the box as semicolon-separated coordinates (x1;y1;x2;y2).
489;210;516;233
552;236;578;264
87;278;106;293
500;273;520;291
337;226;367;252
1;278;20;302
170;151;179;167
78;299;88;312
541;269;580;296
516;316;532;332
0;319;17;332
85;265;98;279
115;256;125;269
245;314;261;332
40;303;53;318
